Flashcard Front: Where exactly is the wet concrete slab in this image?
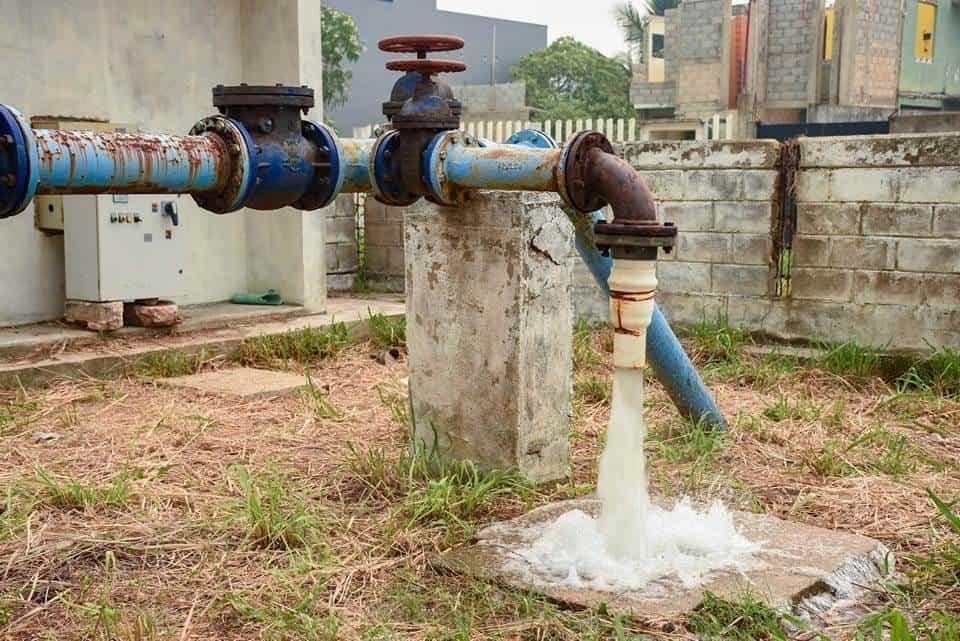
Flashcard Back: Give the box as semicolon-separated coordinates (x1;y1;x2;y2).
162;367;308;399
439;497;890;624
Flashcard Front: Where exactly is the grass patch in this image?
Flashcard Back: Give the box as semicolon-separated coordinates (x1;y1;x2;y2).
135;349;207;378
376;381;409;428
654;418;725;465
237;323;350;368
367;310;406;351
33;468;132;511
817;340;885;379
896;346;960;398
803;440;855;477
573;319;608;371
686;310;751;366
687;591;791;641
762;395;820;422
302;372;342;420
0;391;40;436
575;374;611;406
230;465;324;550
348;444;532;532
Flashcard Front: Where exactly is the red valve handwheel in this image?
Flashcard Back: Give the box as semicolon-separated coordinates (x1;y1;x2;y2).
385;59;467;74
378;35;465;54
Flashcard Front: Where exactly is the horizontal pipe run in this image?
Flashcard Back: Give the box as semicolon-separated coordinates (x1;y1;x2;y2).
33;129;226;195
338;137;374;193
442;143;561;192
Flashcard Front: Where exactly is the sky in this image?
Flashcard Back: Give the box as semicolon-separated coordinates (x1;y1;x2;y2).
437;0;629;57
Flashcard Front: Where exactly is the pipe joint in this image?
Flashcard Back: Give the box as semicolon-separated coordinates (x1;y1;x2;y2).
609;259;658;369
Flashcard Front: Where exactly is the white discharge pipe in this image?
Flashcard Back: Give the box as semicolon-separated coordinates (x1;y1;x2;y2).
608;259;658;369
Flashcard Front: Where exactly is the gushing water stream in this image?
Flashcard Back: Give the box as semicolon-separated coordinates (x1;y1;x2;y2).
513;368;758;592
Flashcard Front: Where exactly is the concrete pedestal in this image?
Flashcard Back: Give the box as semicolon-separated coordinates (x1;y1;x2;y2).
404;192;574;483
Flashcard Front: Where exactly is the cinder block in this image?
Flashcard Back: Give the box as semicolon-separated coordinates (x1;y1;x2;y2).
799;133;960;168
711;264;769;296
797;203;860;234
933;205;960;238
743;170;778;201
642;170;685;200
657;292;728;327
684;170;743;200
660;201;714;231
336;243;358;273
897;239;960;274
366;245;388;273
325;243;339;272
852;270;926;305
387;246;405;275
677;232;731;262
829;168;898;202
791;267;852;302
618;140;779;169
861;204;933;236
714;202;771;233
796;170;830;201
829;237;897;270
733;234;772;265
924;274;960;308
657;261;711;293
899;167;960;204
792;235;830;267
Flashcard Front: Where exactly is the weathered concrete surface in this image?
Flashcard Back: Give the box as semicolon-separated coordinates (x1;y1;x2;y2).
440;498;890;623
405;192;573;483
162;367;307;399
64;300;123;331
124;301;182;328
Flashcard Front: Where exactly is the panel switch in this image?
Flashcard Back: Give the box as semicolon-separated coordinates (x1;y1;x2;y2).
162;201;179;227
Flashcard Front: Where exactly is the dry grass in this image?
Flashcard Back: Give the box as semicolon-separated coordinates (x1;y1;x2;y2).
0;323;957;640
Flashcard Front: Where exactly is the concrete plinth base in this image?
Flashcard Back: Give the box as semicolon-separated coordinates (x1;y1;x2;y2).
404;192;574;483
161;367;308;399
439;498;891;625
124;300;181;327
65;300;123;331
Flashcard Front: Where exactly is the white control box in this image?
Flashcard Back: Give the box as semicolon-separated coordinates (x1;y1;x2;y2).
64;194;185;302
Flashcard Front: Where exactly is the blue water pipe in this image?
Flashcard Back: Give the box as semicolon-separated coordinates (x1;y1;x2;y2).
504;129;726;430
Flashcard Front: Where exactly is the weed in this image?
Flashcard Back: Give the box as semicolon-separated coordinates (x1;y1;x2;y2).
817;340;884;379
0;601;10;626
376;382;409;428
58;404;80;429
0;391;40;436
237;324;350;368
897;346;960;397
762;395;820;422
575;374;611;405
302;372;342;420
687;591;790;641
573;319;605;371
687;310;750;365
654;417;725;465
33;468;132;511
136;349;206;378
368;311;405;351
219;584;340;641
804;440;854;477
230;465;322;550
848;428;918;476
857;608;960;641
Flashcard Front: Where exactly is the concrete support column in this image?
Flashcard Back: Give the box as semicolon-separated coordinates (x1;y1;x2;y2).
404;192;574;483
240;0;327;311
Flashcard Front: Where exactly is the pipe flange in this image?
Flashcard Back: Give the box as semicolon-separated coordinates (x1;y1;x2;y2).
595;221;677;255
560;131;615;213
189;115;256;213
368;129;419;206
505;129;556;150
422;130;481;206
294;119;344;210
0;104;38;219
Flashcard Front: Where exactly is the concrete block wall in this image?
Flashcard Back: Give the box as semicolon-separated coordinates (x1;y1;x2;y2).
764;0;818;105
789;134;960;349
325;195;359;291
618;140;779;325
836;0;900;108
363;197;406;291
673;0;732;116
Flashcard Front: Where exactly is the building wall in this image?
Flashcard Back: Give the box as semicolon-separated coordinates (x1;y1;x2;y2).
326;195;359;291
617;135;960;351
0;0;330;326
764;0;820;107
324;0;547;133
835;0;901;109
899;0;960;109
673;0;732;118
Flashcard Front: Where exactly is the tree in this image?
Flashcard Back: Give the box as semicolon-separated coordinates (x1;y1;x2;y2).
510;37;635;123
321;5;362;111
614;0;679;62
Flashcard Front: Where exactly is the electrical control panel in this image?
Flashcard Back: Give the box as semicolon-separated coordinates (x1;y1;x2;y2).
64;194;185;302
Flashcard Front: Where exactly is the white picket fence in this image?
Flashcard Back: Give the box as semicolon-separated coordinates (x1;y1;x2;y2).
352;113;737;143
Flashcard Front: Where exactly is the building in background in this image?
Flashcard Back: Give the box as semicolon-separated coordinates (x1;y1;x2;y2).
898;0;960;112
324;0;546;133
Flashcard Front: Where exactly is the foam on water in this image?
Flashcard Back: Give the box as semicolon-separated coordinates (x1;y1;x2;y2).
511;368;759;593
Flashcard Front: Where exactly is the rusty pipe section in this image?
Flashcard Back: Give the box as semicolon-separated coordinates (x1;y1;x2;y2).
583;147;657;223
33;129;228;195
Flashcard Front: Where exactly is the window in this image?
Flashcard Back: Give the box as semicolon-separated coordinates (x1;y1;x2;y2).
915;1;936;63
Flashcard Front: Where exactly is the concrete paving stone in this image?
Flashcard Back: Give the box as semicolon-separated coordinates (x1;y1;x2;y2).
162;367;309;399
438;497;890;624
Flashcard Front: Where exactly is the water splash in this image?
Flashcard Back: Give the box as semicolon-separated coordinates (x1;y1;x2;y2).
512;368;759;593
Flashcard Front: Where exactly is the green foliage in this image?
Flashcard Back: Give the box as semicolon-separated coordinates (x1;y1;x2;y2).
0;391;39;436
613;1;678;62
230;465;323;550
302;372;342;420
804;440;854;477
136;349;206;378
33;468;132;511
896;346;960;397
762;395;820;422
688;591;794;641
376;382;409;427
321;5;361;112
367;311;406;351
817;340;885;378
511;37;635;123
238;323;350;368
687;310;750;366
654;417;725;465
573;319;607;371
348;444;530;532
576;374;612;406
